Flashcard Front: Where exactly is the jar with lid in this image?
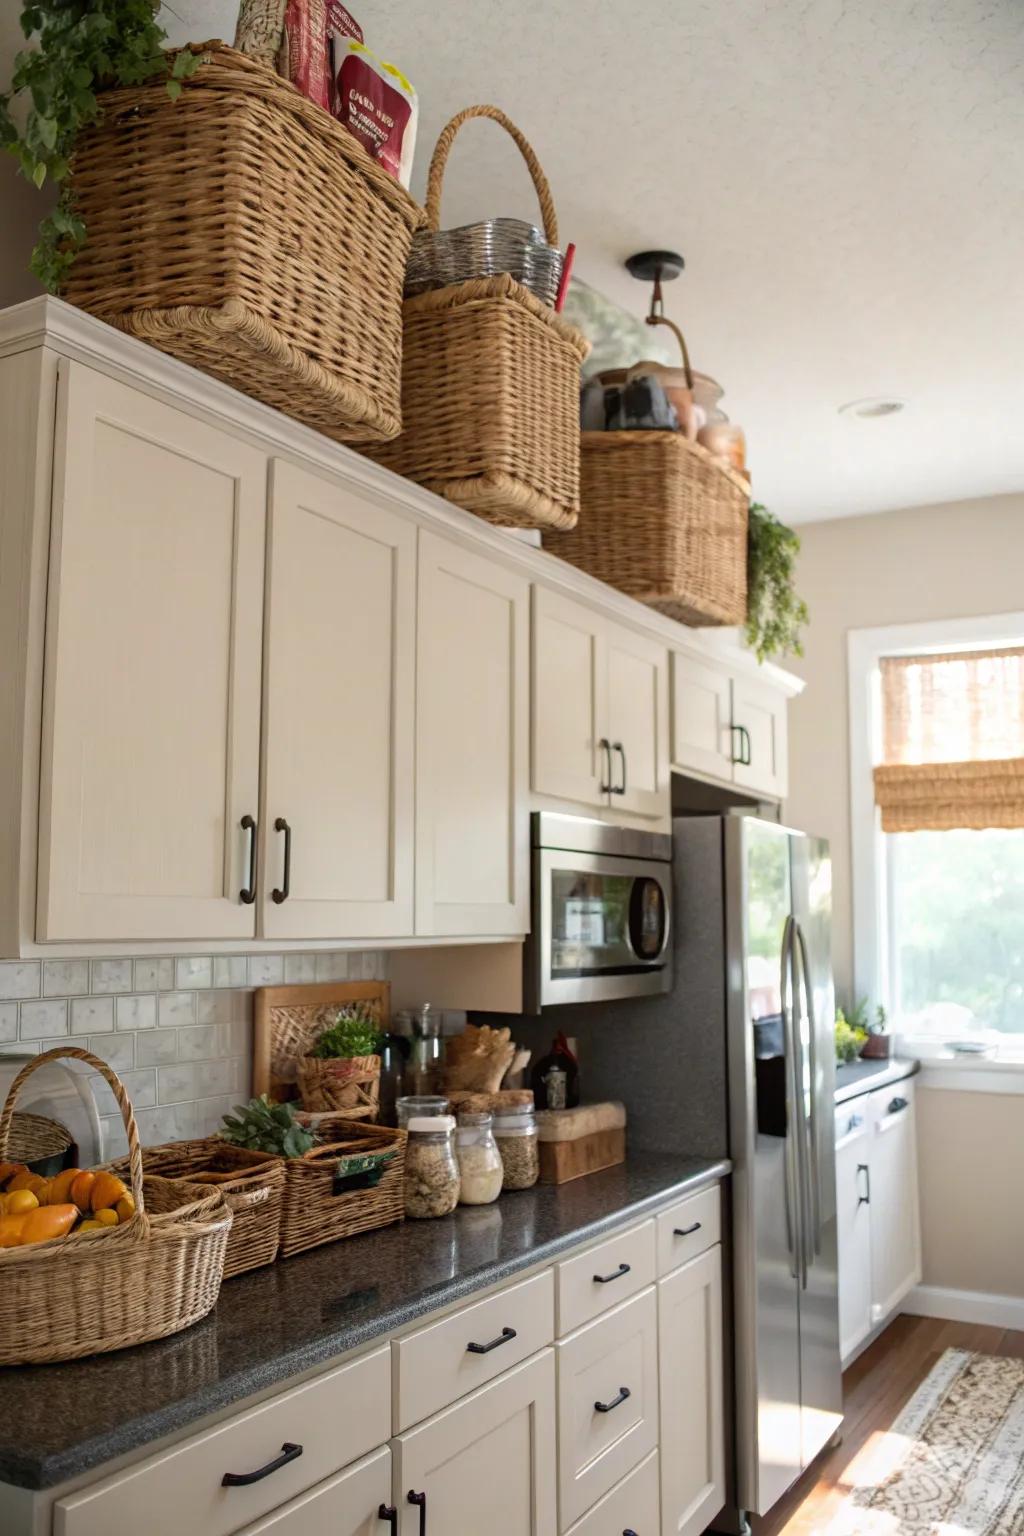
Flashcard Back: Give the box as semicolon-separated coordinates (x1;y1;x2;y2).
404;1115;460;1219
406;1004;445;1095
493;1103;539;1190
396;1094;449;1129
455;1112;503;1206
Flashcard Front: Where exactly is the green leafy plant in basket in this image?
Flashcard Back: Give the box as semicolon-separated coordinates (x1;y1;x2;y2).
0;1;198;293
746;503;809;663
834;1011;868;1065
310;1006;382;1061
220;1095;316;1159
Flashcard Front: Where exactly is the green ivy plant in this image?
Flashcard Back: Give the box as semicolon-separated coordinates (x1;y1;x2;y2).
220;1096;316;1159
745;503;809;663
0;1;197;293
310;1006;382;1061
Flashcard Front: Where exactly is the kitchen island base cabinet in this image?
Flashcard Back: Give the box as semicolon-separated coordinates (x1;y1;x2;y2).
392;1350;557;1536
658;1247;725;1536
235;1447;393;1535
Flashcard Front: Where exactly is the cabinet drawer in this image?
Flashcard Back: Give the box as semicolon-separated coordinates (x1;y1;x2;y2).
55;1346;390;1536
394;1269;554;1431
235;1447;392;1535
557;1287;659;1529
557;1220;655;1336
564;1450;659;1536
656;1185;721;1276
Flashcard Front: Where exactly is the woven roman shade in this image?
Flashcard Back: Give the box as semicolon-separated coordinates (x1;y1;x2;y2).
873;647;1024;831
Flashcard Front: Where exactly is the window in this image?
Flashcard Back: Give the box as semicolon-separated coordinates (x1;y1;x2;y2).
848;615;1024;1052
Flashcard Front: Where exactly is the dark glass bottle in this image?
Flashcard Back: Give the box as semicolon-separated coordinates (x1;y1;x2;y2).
531;1033;580;1110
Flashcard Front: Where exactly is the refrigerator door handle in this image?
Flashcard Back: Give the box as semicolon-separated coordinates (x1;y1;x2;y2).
795;920;823;1265
780;914;801;1282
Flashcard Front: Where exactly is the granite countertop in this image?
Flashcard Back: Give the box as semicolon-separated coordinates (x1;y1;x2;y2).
834;1056;919;1104
0;1151;728;1492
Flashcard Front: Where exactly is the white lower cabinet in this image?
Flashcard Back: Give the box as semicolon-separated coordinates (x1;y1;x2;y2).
658;1248;725;1536
236;1447;393;1535
565;1450;660;1536
835;1103;873;1362
393;1350;557;1536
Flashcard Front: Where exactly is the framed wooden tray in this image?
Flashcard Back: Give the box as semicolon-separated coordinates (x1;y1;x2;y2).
253;982;390;1104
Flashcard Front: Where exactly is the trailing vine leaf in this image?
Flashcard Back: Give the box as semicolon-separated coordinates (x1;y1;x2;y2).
0;1;198;292
745;503;809;662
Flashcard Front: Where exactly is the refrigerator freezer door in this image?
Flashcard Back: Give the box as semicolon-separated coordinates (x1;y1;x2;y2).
790;835;844;1471
725;817;804;1517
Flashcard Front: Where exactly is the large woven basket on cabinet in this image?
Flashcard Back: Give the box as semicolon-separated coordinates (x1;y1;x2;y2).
0;1048;231;1365
544;432;750;626
365;105;589;530
62;43;422;444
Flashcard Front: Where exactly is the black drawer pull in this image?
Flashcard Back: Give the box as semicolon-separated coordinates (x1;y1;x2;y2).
408;1489;427;1535
888;1096;909;1114
674;1221;702;1238
467;1325;517;1355
595;1385;631;1414
593;1261;630;1285
221;1441;302;1486
378;1506;398;1533
271;816;291;904
623;1530;639;1535
239;814;257;904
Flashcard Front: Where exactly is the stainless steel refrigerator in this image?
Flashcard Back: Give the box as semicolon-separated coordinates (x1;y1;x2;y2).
682;814;843;1522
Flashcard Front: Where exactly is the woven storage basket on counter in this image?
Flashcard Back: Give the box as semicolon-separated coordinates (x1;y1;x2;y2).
62;43;423;444
0;1048;231;1365
9;1110;73;1170
109;1138;284;1280
545;432;750;626
297;1053;381;1118
278;1117;406;1259
365;105;589;529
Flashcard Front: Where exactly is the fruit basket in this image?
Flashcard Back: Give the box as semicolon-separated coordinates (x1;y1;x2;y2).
0;1048;232;1366
278;1116;406;1259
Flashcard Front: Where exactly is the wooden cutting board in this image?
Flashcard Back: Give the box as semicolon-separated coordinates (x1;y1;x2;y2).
253;981;390;1103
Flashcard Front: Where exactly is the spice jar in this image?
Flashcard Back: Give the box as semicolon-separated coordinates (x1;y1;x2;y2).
455;1112;503;1206
397;1094;449;1129
493;1104;539;1190
404;1115;460;1219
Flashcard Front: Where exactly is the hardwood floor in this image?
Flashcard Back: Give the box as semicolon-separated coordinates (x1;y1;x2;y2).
752;1313;1024;1535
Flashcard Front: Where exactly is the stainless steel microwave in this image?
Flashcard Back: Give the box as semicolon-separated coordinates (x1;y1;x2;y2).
526;813;673;1011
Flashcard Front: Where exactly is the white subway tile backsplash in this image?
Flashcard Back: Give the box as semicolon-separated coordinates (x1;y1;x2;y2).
0;1003;16;1043
247;954;284;987
19;999;68;1040
159;991;196;1027
134;957;176;992
284;953;316;984
135;1027;180;1067
99;1115;130;1160
176;1024;218;1062
91;959;133;994
213;956;247;989
88;1032;134;1071
93;1067;156;1117
158;1058;235;1104
42;959;90;997
134;1102;198;1145
196;990;232;1026
116;994;157;1031
315;952;349;982
0;962;40;1000
175;957;213;990
71;996;114;1036
0;1041;36;1055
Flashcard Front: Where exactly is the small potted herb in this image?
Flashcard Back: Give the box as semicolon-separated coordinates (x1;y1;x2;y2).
297;1006;384;1120
746;504;809;663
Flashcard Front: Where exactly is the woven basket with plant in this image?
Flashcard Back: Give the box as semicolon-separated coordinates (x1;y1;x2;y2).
297;1007;382;1119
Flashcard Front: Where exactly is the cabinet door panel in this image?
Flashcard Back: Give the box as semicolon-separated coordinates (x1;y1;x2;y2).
658;1247;725;1536
670;651;733;783
731;678;788;800
835;1108;873;1361
532;587;608;809
262;461;415;938
237;1448;392;1535
394;1351;556;1536
869;1084;922;1323
606;625;669;821
38;361;264;941
416;532;529;936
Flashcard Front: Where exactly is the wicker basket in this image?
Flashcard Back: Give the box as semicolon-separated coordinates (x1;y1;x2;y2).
297;1054;381;1118
278;1117;406;1259
0;1048;231;1366
108;1139;284;1280
62;43;423;444
545;432;750;626
9;1111;73;1170
365;106;588;530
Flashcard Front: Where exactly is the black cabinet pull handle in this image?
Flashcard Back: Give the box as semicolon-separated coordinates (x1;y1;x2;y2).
239;814;257;904
599;736;613;794
378;1505;398;1533
467;1325;517;1355
271;816;291;904
593;1261;630;1285
730;723;744;765
731;724;753;766
408;1489;427;1535
888;1096;909;1114
743;725;753;765
857;1162;871;1206
674;1221;702;1238
623;1530;639;1535
221;1441;302;1486
595;1385;631;1414
611;741;627;795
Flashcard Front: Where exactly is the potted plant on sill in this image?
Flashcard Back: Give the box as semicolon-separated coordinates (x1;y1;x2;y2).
834;999;890;1065
297;1005;384;1121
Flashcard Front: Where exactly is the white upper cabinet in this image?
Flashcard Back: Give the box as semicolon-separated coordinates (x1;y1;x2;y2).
533;588;669;825
670;652;733;784
37;361;266;942
732;675;788;800
416;531;530;937
260;460;416;940
671;649;790;801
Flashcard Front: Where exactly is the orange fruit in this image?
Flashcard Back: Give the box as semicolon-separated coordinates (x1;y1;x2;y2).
69;1170;96;1214
47;1167;82;1205
93;1207;119;1226
16;1204;78;1246
4;1189;39;1216
115;1195;137;1223
6;1170;47;1197
0;1162;26;1189
90;1171;128;1213
75;1219;105;1233
0;1214;27;1247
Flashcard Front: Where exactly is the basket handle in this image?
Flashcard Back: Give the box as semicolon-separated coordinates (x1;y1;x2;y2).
425;104;559;245
0;1046;145;1216
646;314;694;390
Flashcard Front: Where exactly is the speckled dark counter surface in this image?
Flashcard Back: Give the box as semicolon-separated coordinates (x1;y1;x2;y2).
0;1151;728;1492
834;1056;919;1104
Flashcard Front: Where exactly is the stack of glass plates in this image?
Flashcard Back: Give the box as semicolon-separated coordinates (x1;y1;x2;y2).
405;217;563;306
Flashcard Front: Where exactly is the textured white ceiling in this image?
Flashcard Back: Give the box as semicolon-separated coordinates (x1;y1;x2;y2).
4;1;1023;522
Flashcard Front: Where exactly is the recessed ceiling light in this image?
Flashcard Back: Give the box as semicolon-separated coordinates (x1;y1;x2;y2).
838;397;907;419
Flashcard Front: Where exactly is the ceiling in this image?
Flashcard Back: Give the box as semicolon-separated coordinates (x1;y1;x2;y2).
4;1;1023;523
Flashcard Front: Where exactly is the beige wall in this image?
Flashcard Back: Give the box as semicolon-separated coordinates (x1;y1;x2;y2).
785;492;1024;1002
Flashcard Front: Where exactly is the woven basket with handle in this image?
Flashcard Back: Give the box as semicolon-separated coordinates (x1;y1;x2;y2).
0;1048;231;1365
297;1053;381;1118
278;1115;406;1259
365;105;589;530
62;43;422;444
545;432;750;626
9;1111;72;1168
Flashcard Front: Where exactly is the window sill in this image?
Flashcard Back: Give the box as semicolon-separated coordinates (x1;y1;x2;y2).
899;1037;1024;1094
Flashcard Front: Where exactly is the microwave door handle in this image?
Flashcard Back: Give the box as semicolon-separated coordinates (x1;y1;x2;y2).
779;915;800;1282
795;921;822;1262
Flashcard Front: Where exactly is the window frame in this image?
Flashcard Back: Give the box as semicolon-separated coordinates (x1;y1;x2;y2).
847;610;1024;1025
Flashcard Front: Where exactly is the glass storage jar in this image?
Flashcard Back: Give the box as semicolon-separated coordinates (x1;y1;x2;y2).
455;1112;503;1205
493;1105;539;1190
404;1115;460;1219
396;1094;449;1129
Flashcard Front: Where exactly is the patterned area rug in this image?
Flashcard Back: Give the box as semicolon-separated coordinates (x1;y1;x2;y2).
830;1348;1024;1534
